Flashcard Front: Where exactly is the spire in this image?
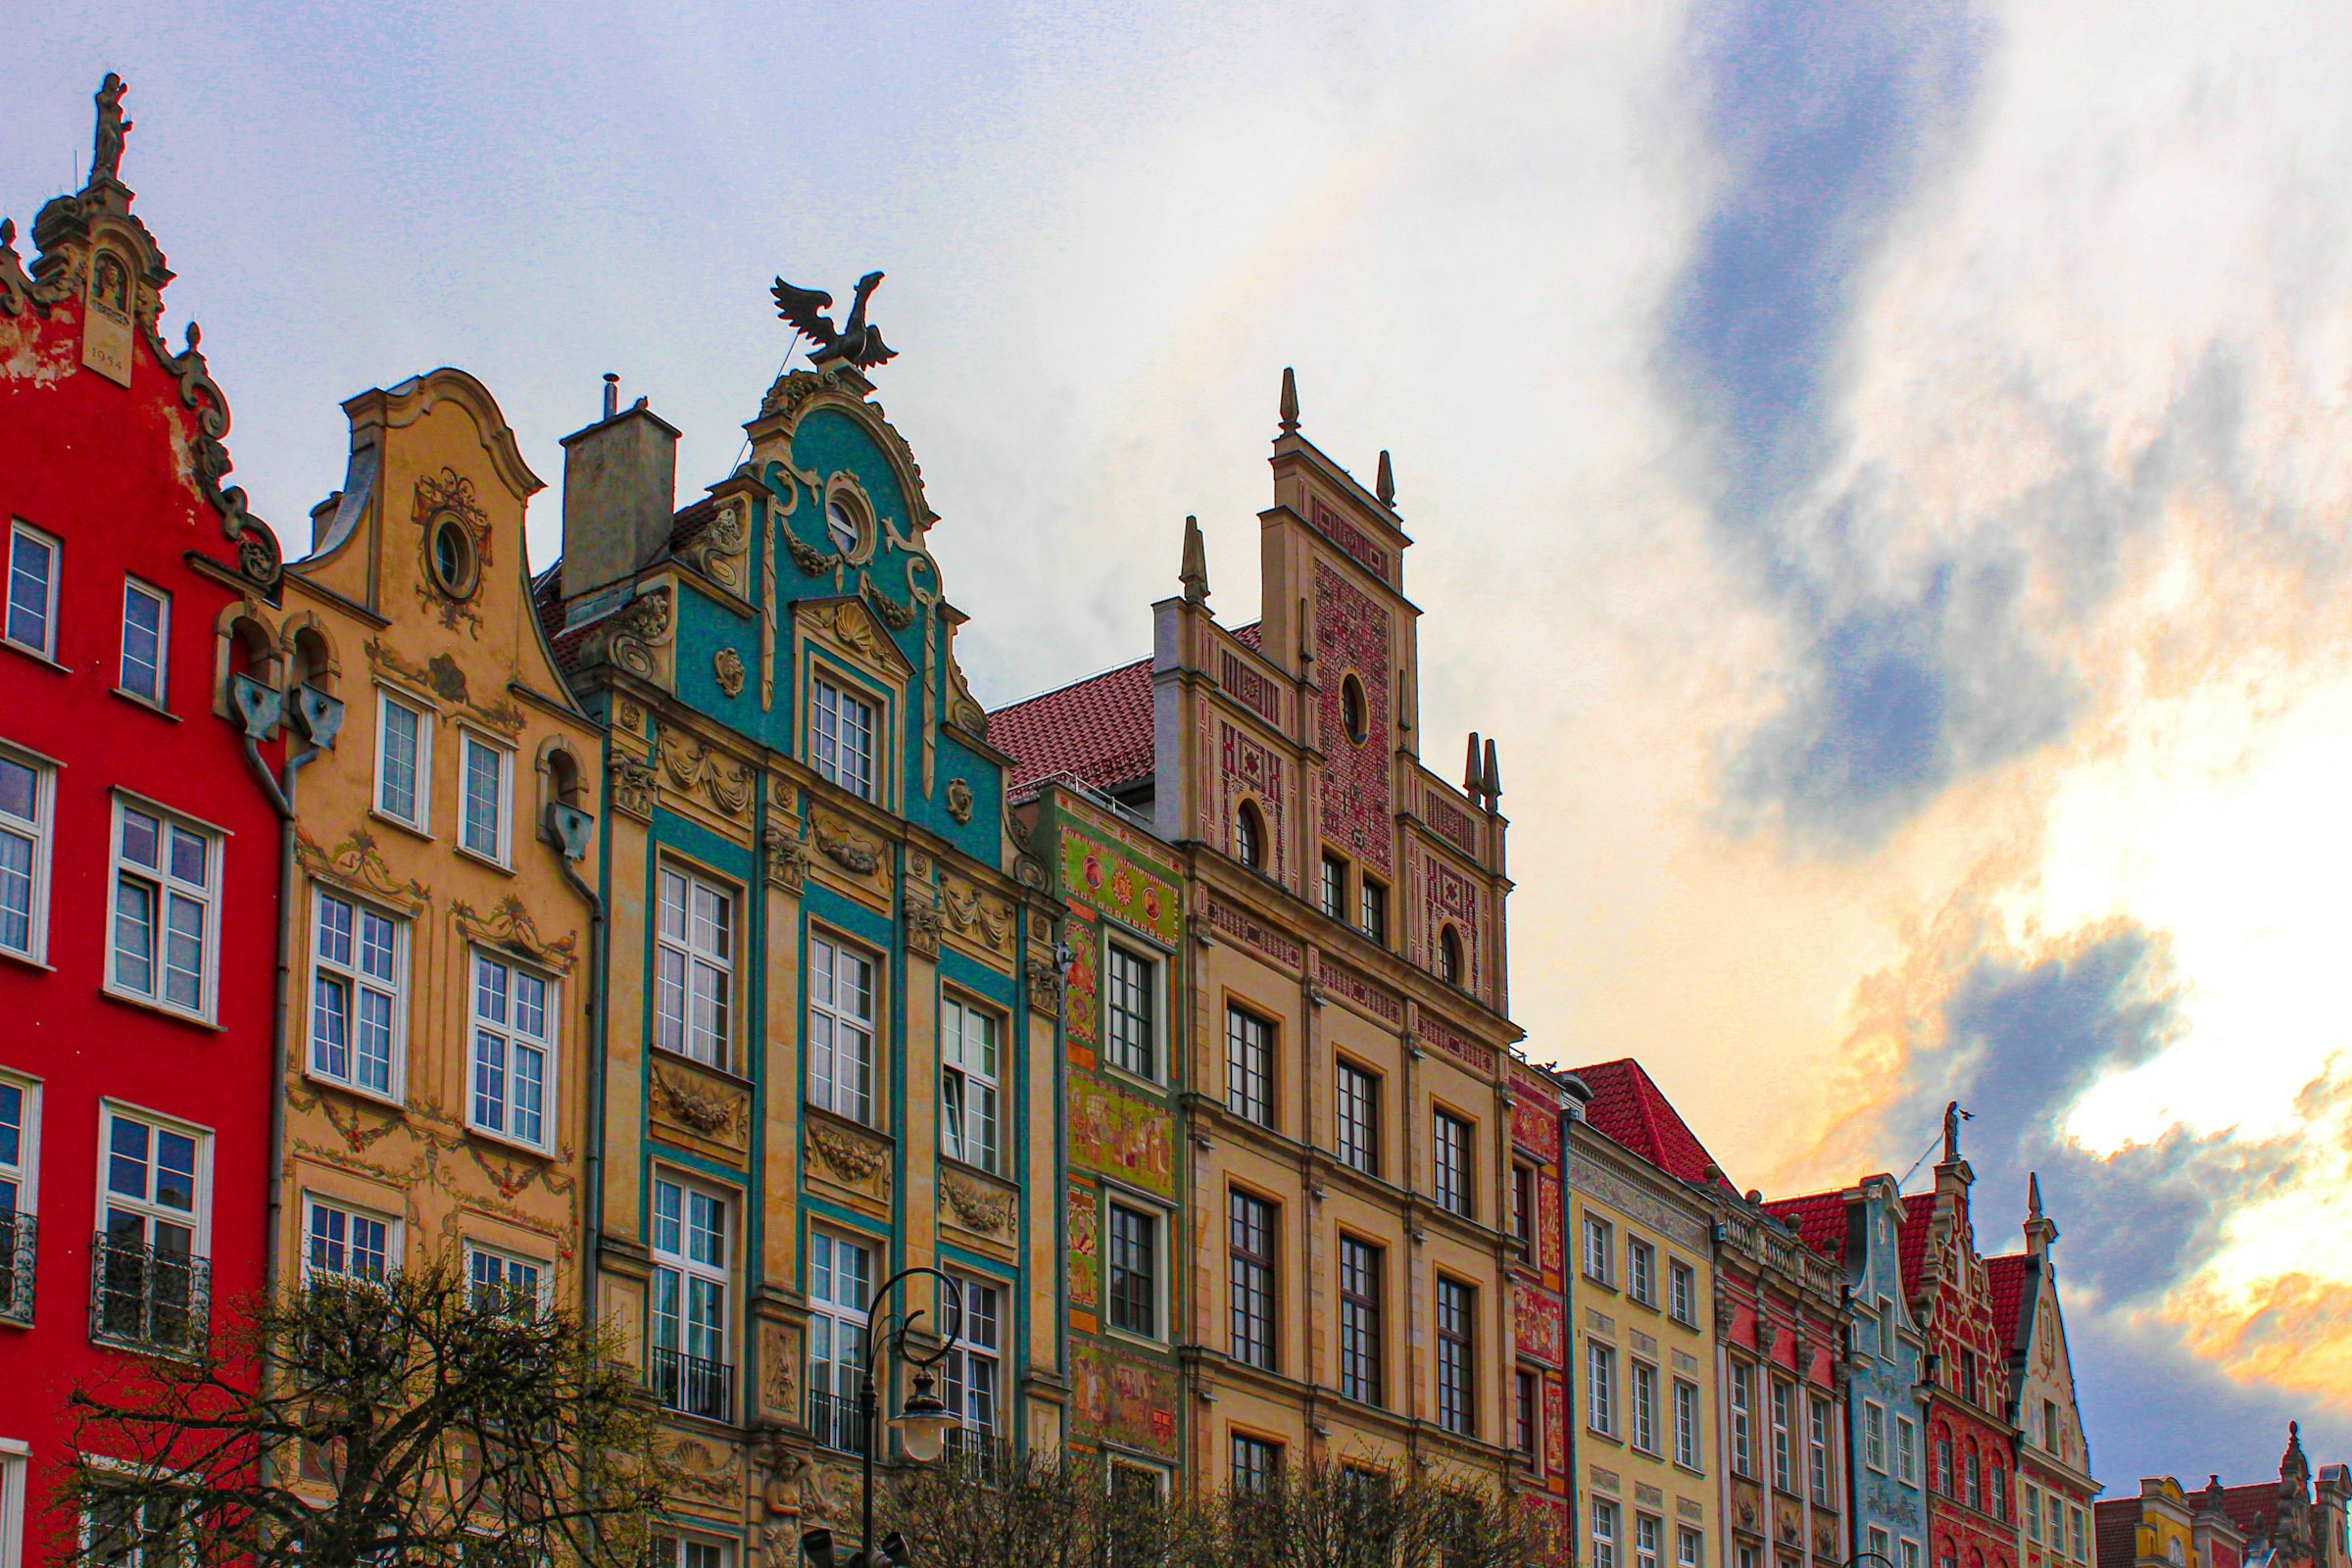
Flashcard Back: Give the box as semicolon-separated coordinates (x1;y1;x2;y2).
1376;449;1396;508
2029;1171;2042;1219
1279;367;1299;435
1464;732;1483;799
2025;1170;2059;1255
1179;514;1209;604
1482;737;1501;808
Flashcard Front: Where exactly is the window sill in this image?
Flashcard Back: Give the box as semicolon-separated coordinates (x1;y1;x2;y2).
1102;1324;1168;1354
1584;1426;1622;1446
111;688;179;720
303;1069;408;1114
466;1122;556;1161
1583;1275;1619;1295
0;639;68;674
98;983;221;1032
940;1152;1010;1187
0;945;54;973
651;1042;752;1088
455;843;515;877
368;808;435;844
1099;1059;1168;1099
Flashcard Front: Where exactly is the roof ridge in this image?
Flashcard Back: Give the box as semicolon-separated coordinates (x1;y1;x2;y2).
989;650;1151;716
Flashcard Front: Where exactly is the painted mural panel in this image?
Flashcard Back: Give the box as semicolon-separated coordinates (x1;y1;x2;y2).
1061;822;1182;947
1072;1343;1181;1458
1517;1286;1565;1361
1068;1071;1176;1200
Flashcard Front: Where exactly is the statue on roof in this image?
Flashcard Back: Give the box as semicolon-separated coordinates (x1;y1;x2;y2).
770;270;896;369
92;73;131;184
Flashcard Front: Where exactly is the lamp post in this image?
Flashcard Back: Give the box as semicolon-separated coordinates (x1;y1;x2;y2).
803;1265;965;1568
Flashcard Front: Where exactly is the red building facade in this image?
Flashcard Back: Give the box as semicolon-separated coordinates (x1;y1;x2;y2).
1509;1057;1573;1551
0;78;285;1563
1904;1109;2019;1568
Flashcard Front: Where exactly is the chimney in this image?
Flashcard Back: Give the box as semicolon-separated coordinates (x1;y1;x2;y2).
560;375;681;601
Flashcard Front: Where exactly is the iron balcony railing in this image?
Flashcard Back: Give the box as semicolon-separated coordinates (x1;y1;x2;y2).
89;1231;210;1351
944;1427;1011;1484
0;1210;33;1324
649;1347;733;1424
807;1390;869;1454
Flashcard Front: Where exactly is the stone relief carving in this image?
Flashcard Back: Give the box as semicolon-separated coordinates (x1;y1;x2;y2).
682;498;748;591
609;755;656;821
296;826;430;910
658;729;755;820
712;647;747;698
944;777;974;825
666;1437;745;1506
941;1171;1016;1238
946;656;988;737
580;587;672;680
1026;948;1064;1015
451;895;577;973
762;819;808;890
904;899;943;958
808;1122;888;1186
412;467;491;636
827;602;887;662
940;879;1009;951
811;813;882;876
652;1066;745;1139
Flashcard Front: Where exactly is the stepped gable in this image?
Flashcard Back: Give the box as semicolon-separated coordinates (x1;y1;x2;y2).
991;622;1262;798
1565;1057;1738;1194
1762;1188;1850;1261
1986;1251;2034;1349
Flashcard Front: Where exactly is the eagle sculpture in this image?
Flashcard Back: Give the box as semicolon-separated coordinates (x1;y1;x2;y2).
770;270;897;369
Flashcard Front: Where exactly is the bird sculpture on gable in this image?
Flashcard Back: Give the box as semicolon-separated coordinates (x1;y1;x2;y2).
770;270;897;369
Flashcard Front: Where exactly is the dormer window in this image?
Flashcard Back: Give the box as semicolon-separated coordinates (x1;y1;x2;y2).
1234;801;1264;870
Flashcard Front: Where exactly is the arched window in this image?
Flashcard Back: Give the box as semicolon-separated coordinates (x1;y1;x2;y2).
1340;673;1369;745
1234;801;1263;869
290;624;335;695
1438;925;1464;985
1990;1466;2007;1522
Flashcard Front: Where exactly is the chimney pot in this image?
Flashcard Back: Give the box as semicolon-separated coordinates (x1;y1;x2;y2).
602;372;619;418
559;394;682;602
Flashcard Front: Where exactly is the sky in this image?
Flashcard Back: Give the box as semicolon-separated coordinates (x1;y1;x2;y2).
10;0;2351;1487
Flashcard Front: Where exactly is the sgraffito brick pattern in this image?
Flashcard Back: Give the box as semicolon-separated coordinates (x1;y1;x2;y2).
1426;787;1481;858
1220;647;1283;725
1216;718;1288;885
1424;852;1482;998
1313;498;1394;585
1314;561;1393;876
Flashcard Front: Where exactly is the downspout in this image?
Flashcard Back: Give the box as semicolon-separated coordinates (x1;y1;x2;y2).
241;733;315;1295
1842;1280;1862;1563
557;839;607;1324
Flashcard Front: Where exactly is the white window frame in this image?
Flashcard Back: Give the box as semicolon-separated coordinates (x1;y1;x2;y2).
1669;1258;1694;1326
654;1532;734;1568
300;1193;399;1285
1636;1513;1661;1568
1592;1500;1618;1568
1896;1416;1918;1484
306;886;407;1101
1809;1393;1834;1504
1901;1542;1921;1568
1627;1237;1654;1304
1729;1358;1754;1476
1586;1341;1615;1435
941;994;1002;1173
105;794;222;1023
466;1241;549;1314
1335;1058;1379;1175
1631;1359;1658;1453
650;1172;733;1393
1770;1379;1792;1492
809;672;878;801
1869;1529;1891;1568
0;1438;26;1568
1864;1399;1887;1472
807;1227;873;1409
117;577;169;709
808;931;877;1124
466;949;557;1152
1584;1214;1614;1285
1679;1529;1704;1568
98;1102;212;1254
944;1273;1002;1436
1674;1379;1700;1469
0;1072;36;1216
457;730;512;866
1102;941;1161;1083
4;520;58;661
656;863;735;1068
0;743;55;966
372;688;433;833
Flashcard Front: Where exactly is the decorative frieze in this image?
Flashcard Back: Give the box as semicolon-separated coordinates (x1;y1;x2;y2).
1207;898;1302;971
1417;1012;1494;1075
1316;955;1401;1024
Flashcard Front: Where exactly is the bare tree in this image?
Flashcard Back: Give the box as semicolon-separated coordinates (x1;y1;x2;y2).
54;1259;662;1568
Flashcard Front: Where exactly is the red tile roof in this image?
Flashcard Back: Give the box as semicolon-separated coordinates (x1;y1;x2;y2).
1898;1199;1936;1300
2218;1485;2284;1544
1986;1252;2034;1352
1762;1189;1850;1262
1564;1058;1737;1193
2094;1499;2139;1568
989;623;1260;798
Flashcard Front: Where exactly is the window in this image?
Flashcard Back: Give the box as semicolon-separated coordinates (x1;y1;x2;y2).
95;1106;207;1350
2042;1398;2060;1452
1669;1259;1695;1326
1934;1433;1951;1495
2027;1487;2043;1544
1107;1202;1159;1339
5;521;57;659
1359;875;1387;944
1584;1215;1613;1284
459;734;510;863
808;1229;871;1446
1902;1543;1921;1568
1770;1381;1792;1492
0;747;54;962
1;1441;25;1568
1964;1447;1980;1510
1586;1342;1615;1434
83;1489;186;1568
1340;674;1369;744
1338;1236;1383;1405
1809;1395;1833;1504
1960;1348;1979;1405
1433;1110;1473;1217
303;1197;392;1284
466;1244;544;1313
1631;1361;1658;1452
309;890;404;1097
469;952;553;1150
2071;1506;2087;1561
1627;1238;1654;1304
108;800;219;1020
1729;1360;1754;1476
1226;1006;1273;1127
1438;925;1464;984
1990;1465;2007;1523
1675;1380;1700;1468
941;997;1001;1172
808;934;877;1122
1896;1417;1917;1484
1103;944;1157;1080
1321;853;1347;920
945;1276;1000;1435
1232;1434;1283;1493
119;579;168;706
1;1077;38;1325
1515;1370;1540;1458
1739;1546;1759;1568
653;1538;731;1568
1869;1530;1891;1568
1637;1514;1662;1568
1864;1400;1886;1471
1234;801;1263;869
1229;1190;1277;1371
650;1175;731;1420
809;675;876;800
657;865;733;1067
1435;1277;1475;1437
1510;1164;1534;1245
1680;1530;1705;1568
1335;1061;1379;1174
1592;1501;1618;1568
374;691;431;830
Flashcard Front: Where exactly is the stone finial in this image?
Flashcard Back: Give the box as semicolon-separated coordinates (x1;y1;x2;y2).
1279;367;1299;434
1483;737;1501;806
92;73;131;186
2029;1171;2043;1219
1180;514;1209;604
1464;732;1483;798
1376;449;1396;508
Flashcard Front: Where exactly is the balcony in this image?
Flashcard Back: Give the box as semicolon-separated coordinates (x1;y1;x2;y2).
649;1347;733;1423
808;1390;868;1455
0;1211;31;1323
89;1231;210;1352
944;1427;1011;1484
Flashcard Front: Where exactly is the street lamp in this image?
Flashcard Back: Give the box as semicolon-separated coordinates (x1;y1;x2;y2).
803;1266;965;1568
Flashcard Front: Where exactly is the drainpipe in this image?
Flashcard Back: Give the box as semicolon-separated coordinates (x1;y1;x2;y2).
552;808;606;1325
239;724;318;1296
1842;1280;1861;1563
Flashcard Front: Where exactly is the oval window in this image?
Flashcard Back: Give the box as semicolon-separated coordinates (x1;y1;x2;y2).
430;517;476;598
1341;673;1370;745
826;491;872;560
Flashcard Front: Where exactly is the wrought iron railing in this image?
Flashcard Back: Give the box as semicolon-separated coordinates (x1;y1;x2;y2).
807;1390;868;1454
944;1427;1011;1484
89;1231;209;1351
649;1347;733;1423
0;1210;33;1324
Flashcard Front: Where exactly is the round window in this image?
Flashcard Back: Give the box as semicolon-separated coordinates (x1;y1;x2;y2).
1341;673;1370;745
429;517;477;598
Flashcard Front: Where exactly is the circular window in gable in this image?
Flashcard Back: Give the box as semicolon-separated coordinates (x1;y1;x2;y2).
429;515;479;600
1340;673;1370;745
823;480;877;564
